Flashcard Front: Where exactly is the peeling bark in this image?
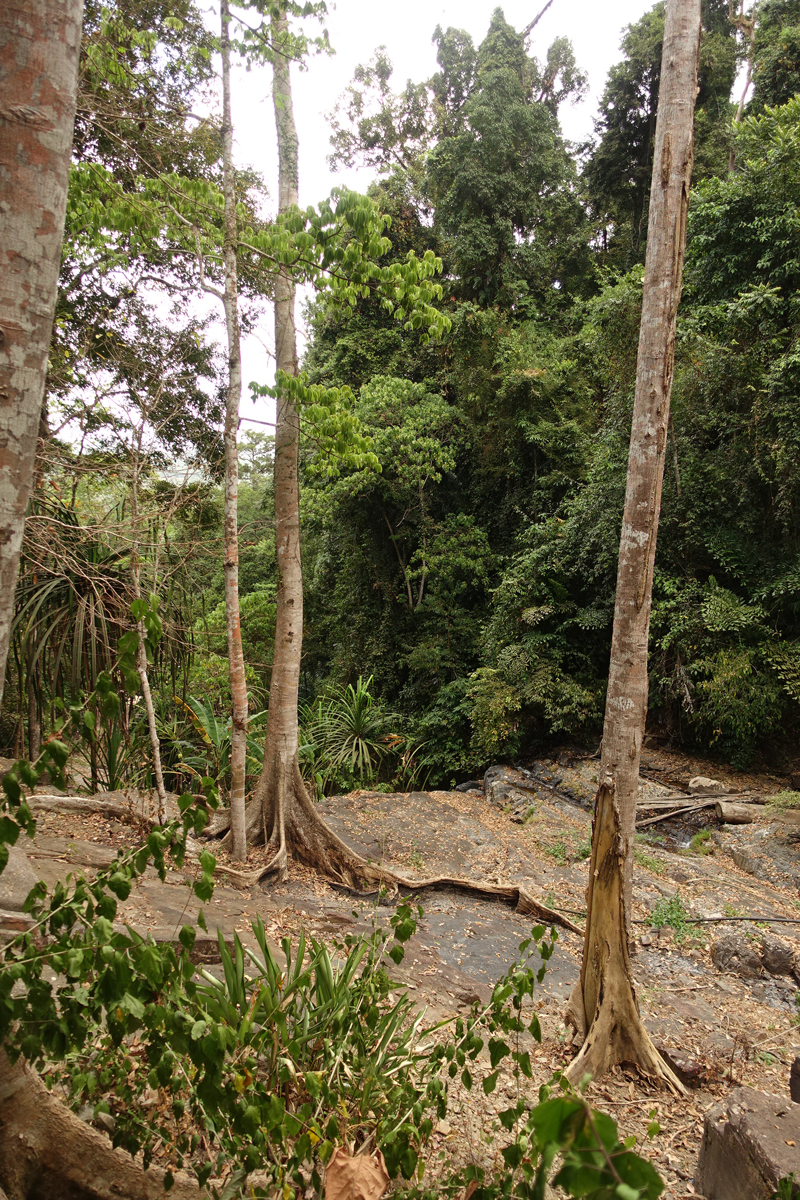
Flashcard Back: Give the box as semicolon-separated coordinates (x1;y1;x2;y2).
0;0;83;706
565;0;700;1091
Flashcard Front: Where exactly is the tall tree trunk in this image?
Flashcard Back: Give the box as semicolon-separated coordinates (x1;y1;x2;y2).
220;0;248;862
564;0;701;1091
247;11;305;874
130;428;168;823
0;0;82;706
238;11;373;883
728;7;756;174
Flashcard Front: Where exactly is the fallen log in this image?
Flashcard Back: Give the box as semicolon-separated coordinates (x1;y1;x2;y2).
636;791;763;810
28;795;132;819
715;801;765;824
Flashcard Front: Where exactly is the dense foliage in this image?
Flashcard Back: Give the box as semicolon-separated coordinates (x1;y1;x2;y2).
7;0;800;795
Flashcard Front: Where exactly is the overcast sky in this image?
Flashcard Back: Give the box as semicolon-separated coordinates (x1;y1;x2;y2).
227;0;656;426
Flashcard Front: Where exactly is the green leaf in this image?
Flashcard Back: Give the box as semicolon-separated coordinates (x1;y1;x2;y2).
179;925;196;952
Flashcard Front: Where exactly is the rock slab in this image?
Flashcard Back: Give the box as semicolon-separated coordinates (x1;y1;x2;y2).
697;1086;800;1199
711;933;763;979
761;933;796;978
0;846;39;911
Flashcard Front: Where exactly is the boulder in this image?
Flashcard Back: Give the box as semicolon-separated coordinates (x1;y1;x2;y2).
696;1086;799;1199
483;765;519;807
689;775;730;795
0;845;39;912
761;934;796;978
711;933;763;979
791;1059;800;1104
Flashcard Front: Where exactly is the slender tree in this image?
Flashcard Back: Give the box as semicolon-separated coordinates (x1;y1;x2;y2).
0;0;83;706
564;0;701;1089
247;10;312;874
195;0;250;860
129;416;169;823
220;0;250;862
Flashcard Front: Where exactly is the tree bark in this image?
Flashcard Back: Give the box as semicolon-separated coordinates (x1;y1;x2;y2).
0;1049;202;1200
0;0;82;707
220;0;249;863
565;0;701;1091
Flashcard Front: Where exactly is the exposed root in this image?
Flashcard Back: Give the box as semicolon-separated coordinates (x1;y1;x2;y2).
202;767;585;931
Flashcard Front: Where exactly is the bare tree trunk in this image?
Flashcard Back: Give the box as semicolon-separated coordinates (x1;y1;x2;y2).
728;4;756;174
0;0;82;706
220;0;248;862
246;11;309;874
130;427;168;823
564;0;701;1091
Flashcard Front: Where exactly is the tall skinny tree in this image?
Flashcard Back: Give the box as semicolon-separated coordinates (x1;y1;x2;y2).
247;10;311;874
196;0;250;859
0;0;83;706
565;0;701;1089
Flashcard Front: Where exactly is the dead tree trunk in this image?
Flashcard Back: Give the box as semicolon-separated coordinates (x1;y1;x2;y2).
565;0;701;1091
220;0;249;862
0;0;82;707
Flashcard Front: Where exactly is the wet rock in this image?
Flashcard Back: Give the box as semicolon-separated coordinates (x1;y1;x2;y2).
711;933;763;979
455;781;482;793
0;845;39;912
761;933;796;977
689;775;730;795
696;1086;800;1199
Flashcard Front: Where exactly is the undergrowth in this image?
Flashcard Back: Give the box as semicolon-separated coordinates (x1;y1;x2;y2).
649;895;691;944
0;651;666;1199
766;790;800;813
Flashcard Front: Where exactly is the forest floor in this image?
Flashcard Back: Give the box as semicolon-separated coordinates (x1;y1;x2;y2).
18;746;800;1199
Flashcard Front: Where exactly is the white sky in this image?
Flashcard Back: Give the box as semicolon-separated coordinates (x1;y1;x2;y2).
226;0;656;428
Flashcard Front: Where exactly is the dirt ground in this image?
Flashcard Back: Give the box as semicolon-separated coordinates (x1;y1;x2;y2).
21;746;800;1198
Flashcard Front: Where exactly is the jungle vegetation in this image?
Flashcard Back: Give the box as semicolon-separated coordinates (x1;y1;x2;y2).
7;0;800;806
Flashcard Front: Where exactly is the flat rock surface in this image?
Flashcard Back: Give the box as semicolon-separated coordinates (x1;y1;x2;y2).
6;746;800;1199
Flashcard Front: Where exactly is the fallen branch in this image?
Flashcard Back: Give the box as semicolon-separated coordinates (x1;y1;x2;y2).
635;802;714;828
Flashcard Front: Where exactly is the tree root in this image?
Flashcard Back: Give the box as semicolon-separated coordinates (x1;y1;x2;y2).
203;789;584;936
0;1049;202;1199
